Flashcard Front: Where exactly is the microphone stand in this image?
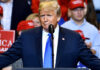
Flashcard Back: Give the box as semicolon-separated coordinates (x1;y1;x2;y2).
49;24;54;68
51;31;54;68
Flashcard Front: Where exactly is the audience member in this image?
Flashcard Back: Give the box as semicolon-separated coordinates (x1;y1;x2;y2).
26;13;41;27
0;0;32;39
57;0;70;25
85;0;98;29
31;0;40;13
0;0;32;30
0;5;3;30
0;5;12;70
61;0;100;68
0;0;13;30
17;20;34;35
61;0;100;58
84;0;100;57
57;0;69;21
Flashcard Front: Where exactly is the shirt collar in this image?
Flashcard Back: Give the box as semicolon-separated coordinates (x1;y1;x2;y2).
70;18;86;26
42;24;59;36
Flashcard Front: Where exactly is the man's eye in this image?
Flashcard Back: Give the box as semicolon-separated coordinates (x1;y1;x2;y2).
40;15;44;17
47;15;52;16
73;9;78;11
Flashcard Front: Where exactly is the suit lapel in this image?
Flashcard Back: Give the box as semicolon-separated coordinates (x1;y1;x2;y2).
32;27;43;67
56;27;67;67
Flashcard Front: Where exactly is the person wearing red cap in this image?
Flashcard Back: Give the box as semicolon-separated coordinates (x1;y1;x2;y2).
0;5;3;30
31;0;40;13
26;13;41;27
61;0;100;68
61;0;100;55
0;1;100;70
17;20;34;35
61;0;100;67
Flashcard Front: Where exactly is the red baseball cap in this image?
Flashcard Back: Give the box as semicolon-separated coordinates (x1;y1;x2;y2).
68;0;84;10
0;6;3;16
17;20;35;32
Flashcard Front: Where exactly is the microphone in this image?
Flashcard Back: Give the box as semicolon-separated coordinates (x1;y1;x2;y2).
48;24;54;68
48;24;54;34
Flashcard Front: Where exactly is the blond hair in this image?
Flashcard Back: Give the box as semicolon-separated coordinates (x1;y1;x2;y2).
39;1;61;16
26;13;39;20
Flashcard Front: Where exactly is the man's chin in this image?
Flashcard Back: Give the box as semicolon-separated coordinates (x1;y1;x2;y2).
43;27;49;32
76;18;83;21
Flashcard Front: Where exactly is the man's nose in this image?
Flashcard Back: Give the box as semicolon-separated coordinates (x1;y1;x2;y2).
77;9;83;13
44;16;48;22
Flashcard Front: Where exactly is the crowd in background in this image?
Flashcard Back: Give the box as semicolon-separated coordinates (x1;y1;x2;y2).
0;0;100;33
0;0;100;70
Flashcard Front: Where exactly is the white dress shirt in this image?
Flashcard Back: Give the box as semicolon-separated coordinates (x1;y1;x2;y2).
42;25;59;67
0;0;13;30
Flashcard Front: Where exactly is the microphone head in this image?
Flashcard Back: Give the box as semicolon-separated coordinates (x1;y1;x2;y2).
48;24;54;33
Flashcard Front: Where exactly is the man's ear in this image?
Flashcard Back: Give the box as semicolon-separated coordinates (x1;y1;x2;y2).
84;2;87;16
68;9;71;17
57;16;61;22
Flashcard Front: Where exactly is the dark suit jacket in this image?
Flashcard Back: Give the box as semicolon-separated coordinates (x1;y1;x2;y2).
11;0;32;30
0;26;100;70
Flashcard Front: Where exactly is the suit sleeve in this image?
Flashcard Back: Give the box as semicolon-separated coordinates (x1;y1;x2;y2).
78;35;100;70
0;34;23;68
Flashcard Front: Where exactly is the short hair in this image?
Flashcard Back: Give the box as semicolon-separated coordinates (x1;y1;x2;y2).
26;13;39;20
39;1;61;17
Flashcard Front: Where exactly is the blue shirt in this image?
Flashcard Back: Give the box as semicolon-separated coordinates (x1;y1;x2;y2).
61;18;100;58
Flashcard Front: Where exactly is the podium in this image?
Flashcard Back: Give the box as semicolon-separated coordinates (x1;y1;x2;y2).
16;68;90;70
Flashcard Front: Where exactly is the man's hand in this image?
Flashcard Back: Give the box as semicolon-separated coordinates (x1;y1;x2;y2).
91;49;96;55
85;42;96;54
85;42;92;48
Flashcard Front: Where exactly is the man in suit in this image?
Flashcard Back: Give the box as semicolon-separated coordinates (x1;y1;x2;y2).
0;0;100;70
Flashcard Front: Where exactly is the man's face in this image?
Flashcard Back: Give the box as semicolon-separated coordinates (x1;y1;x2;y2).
70;8;85;22
39;10;58;31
